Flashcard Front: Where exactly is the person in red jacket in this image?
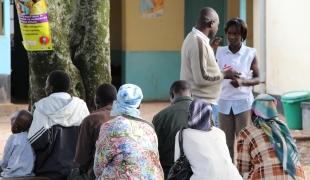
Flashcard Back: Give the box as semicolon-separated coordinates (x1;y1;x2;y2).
73;83;117;180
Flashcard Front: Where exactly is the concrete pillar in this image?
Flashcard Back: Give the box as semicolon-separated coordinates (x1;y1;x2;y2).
253;0;266;93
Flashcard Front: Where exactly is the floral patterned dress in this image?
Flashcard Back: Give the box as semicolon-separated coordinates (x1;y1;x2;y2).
94;116;164;180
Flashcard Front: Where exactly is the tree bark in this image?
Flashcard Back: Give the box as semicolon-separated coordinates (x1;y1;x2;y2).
70;0;111;111
28;0;111;111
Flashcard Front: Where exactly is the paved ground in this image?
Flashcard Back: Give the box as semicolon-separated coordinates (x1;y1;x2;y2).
0;102;309;178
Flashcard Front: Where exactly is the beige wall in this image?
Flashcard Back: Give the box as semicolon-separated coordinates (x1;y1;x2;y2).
253;0;266;93
265;0;310;95
122;0;184;51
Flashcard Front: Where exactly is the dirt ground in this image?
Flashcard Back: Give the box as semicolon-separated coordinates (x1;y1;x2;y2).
0;102;168;159
0;102;309;178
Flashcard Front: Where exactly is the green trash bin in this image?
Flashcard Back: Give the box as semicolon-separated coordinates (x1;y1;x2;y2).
281;91;310;129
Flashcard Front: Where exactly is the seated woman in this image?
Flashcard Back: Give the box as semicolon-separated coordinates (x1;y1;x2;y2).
237;94;305;179
93;84;164;180
174;99;242;180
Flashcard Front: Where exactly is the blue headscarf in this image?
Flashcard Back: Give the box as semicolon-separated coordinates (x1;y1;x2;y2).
252;94;300;179
110;84;143;118
188;99;213;131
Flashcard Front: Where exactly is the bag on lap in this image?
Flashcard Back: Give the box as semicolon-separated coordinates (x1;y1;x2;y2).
167;127;193;180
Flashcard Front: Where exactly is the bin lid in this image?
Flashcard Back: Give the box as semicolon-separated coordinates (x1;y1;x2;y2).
281;91;310;101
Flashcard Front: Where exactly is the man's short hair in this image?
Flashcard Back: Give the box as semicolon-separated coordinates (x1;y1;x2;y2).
95;83;117;108
197;7;218;29
224;18;248;41
48;70;70;93
169;80;191;97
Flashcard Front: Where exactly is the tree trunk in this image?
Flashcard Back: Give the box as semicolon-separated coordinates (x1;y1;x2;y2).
28;0;111;111
70;0;111;111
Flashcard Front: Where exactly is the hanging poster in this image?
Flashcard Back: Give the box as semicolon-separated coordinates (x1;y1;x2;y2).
140;0;164;18
15;0;52;51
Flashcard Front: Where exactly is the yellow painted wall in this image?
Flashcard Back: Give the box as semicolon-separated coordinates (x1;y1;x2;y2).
246;0;253;47
122;0;184;51
266;0;310;95
227;0;239;20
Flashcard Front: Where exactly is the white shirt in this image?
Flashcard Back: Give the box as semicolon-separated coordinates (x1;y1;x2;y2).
174;128;242;180
216;45;256;114
28;92;89;143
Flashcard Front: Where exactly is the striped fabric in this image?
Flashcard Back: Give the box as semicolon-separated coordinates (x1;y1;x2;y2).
237;126;305;180
188;99;213;131
252;94;300;178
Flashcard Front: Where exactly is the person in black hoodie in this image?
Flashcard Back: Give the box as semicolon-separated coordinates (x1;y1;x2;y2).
28;70;89;180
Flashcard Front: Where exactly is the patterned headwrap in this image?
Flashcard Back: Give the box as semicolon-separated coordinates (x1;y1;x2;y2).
252;94;299;179
188;99;213;131
110;84;143;118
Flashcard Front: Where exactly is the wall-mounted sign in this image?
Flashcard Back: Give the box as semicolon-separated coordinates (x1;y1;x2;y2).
15;0;52;51
140;0;164;19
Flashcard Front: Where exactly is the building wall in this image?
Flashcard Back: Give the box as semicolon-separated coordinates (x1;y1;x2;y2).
123;0;184;51
184;0;227;37
253;0;266;93
0;0;10;75
246;0;253;47
265;0;310;95
121;0;184;100
227;0;239;19
227;0;253;47
0;0;11;103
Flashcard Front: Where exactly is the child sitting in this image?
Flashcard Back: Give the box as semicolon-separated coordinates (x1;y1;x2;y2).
0;110;35;177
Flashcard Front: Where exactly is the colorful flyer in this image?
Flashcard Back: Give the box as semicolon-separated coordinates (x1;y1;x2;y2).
140;0;164;19
15;0;52;51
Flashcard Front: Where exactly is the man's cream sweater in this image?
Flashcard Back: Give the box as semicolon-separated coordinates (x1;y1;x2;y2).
180;28;223;104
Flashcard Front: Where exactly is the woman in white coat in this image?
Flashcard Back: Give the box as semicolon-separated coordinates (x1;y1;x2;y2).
174;99;242;180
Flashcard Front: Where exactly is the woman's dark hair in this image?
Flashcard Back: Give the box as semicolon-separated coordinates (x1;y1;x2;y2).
11;110;33;134
224;18;248;41
95;83;117;108
48;70;70;93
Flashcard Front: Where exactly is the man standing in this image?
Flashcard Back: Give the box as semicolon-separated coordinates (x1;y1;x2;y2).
73;83;117;180
28;70;89;180
180;7;238;109
152;80;192;179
